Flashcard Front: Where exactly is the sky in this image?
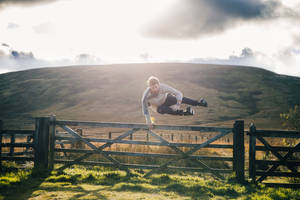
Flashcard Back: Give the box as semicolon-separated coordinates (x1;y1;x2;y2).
0;0;300;77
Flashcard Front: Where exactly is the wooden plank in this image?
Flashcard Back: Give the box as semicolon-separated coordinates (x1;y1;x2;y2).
0;130;35;135
9;134;15;156
256;171;300;177
249;130;300;138
54;159;232;173
256;146;300;152
249;124;256;181
55;148;233;161
55;136;233;148
256;160;300;166
56;120;232;132
2;151;34;156
0;143;34;147
1;156;34;161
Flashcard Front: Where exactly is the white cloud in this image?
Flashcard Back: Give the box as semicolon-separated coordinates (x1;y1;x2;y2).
142;0;300;39
75;54;103;65
33;22;55;34
190;47;300;77
0;0;299;78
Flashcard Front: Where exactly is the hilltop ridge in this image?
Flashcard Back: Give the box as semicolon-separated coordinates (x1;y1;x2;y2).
1;63;300;129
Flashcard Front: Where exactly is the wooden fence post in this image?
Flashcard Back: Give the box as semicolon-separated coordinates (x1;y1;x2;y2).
233;120;245;183
249;123;256;182
9;134;15;156
34;117;51;171
49;115;56;171
0;120;3;172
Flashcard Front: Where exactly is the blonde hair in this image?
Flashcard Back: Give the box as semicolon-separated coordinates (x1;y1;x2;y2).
147;76;160;86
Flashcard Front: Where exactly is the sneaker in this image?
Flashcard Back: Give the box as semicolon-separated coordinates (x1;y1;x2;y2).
198;98;208;107
185;106;194;115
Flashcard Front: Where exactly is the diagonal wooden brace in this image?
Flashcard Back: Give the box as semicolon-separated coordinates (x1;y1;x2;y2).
57;126;139;173
186;130;231;155
144;130;230;179
256;136;300;182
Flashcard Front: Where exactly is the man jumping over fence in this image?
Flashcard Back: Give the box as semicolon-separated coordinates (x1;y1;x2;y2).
142;76;207;128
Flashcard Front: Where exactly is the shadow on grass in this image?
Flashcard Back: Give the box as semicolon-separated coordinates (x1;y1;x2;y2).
0;168;108;200
0;165;257;200
0;168;50;200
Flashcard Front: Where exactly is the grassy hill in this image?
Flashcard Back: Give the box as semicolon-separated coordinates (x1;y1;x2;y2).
1;63;300;129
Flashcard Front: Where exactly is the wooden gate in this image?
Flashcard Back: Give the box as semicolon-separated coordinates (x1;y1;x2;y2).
45;117;245;181
1;117;245;182
248;124;300;188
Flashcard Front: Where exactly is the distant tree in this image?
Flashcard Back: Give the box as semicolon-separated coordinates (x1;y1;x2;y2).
280;105;300;130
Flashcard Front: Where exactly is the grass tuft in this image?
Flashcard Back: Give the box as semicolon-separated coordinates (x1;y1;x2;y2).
151;174;172;185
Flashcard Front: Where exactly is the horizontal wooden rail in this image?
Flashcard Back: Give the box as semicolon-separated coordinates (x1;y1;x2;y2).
256;146;300;152
2;151;34;156
54;159;232;173
248;130;300;138
55;148;233;161
256;171;300;177
0;130;34;135
0;143;34;148
56;120;232;132
256;160;300;166
55;136;233;149
0;156;34;161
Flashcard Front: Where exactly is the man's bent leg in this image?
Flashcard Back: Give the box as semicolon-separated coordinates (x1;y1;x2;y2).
157;105;184;115
182;97;207;107
182;97;199;106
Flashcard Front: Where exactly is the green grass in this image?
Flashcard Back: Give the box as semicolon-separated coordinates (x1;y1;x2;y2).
1;162;300;200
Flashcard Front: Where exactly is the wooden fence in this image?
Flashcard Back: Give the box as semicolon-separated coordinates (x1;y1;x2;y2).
0;117;244;182
0;120;35;170
248;124;300;188
2;117;300;187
